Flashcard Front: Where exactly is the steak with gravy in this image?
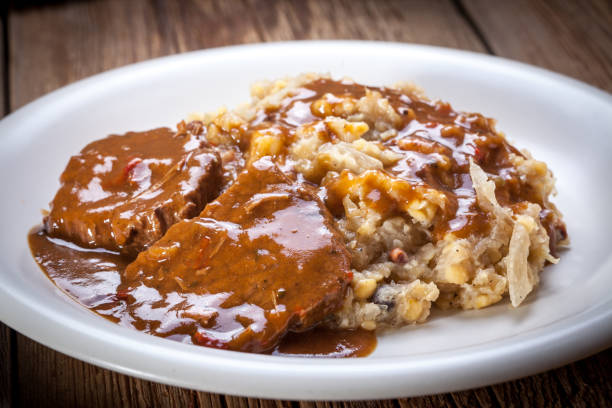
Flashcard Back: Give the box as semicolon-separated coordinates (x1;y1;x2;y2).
118;158;352;352
45;127;222;256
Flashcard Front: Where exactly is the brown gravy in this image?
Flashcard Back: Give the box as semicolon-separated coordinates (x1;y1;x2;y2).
252;78;546;241
271;328;376;358
43;127;222;257
117;160;352;353
28;227;376;357
29;77;567;357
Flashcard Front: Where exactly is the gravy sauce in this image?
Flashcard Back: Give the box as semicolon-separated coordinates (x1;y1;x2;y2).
28;227;375;357
271;328;376;358
28;77;567;357
254;78;541;240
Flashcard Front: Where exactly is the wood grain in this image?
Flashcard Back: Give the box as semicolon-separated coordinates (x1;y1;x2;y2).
0;8;14;408
0;323;12;408
1;1;5;115
4;0;612;407
8;0;486;109
461;0;612;92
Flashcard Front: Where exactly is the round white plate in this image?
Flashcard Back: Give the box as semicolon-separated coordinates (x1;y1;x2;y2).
1;41;611;400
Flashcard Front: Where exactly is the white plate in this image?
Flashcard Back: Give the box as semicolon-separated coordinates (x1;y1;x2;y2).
0;41;611;400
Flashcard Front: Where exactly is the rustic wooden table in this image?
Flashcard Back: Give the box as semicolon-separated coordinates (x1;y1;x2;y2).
1;0;611;407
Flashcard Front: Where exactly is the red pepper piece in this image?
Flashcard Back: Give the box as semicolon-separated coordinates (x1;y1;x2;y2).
191;236;211;268
473;146;486;163
115;289;129;301
123;157;143;176
104;157;143;188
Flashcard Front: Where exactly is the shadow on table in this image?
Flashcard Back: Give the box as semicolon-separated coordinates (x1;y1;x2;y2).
8;0;94;11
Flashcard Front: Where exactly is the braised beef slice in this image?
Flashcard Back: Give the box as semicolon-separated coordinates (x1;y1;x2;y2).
119;158;352;352
45;127;222;256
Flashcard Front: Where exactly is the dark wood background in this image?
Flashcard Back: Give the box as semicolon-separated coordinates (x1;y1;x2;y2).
1;0;611;407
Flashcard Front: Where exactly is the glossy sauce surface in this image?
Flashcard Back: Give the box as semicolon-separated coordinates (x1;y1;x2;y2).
249;78;560;241
29;225;374;357
45;127;221;256
29;77;567;358
271;328;377;358
117;159;352;352
29;228;127;321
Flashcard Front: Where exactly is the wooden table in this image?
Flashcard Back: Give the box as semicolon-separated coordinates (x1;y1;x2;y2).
1;1;611;406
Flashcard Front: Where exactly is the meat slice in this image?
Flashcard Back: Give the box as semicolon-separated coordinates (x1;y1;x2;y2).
45;127;222;256
118;158;352;352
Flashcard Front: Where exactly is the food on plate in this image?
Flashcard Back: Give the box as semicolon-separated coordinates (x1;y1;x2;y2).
44;126;222;256
29;74;567;356
119;158;351;352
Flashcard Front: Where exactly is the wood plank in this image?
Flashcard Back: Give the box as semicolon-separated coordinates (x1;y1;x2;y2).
0;2;4;116
461;0;612;92
11;345;612;408
9;0;486;109
0;8;13;408
243;0;486;51
486;348;612;407
9;0;177;110
0;324;12;408
403;349;612;407
0;4;4;117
